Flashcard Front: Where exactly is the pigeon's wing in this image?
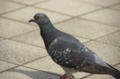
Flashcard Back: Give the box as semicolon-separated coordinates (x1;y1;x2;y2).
48;37;117;74
48;37;95;68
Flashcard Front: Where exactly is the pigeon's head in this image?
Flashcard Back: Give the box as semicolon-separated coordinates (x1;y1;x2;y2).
29;13;50;26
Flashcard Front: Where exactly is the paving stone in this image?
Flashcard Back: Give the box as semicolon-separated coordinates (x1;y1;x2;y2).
96;31;120;47
35;0;101;16
0;18;38;38
0;66;59;79
84;41;120;65
11;30;89;48
24;56;90;79
81;9;120;27
0;38;3;41
11;30;45;48
0;40;48;65
84;74;116;79
12;0;46;5
115;64;120;70
55;18;118;39
0;0;25;14
110;4;120;11
0;60;16;72
81;0;120;7
75;36;89;43
1;7;71;25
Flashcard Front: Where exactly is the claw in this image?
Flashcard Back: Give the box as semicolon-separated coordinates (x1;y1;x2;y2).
70;75;74;79
59;74;74;79
71;75;74;78
59;74;67;79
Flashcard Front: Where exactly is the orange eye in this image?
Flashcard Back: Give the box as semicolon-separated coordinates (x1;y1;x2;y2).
37;17;42;19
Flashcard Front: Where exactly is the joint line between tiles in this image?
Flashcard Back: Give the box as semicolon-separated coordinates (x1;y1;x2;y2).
33;6;74;17
74;0;104;7
78;18;120;28
108;8;120;12
92;30;120;41
0;16;37;28
9;39;45;49
106;2;120;8
0;55;48;73
94;40;120;48
0;6;28;15
30;0;51;6
7;29;39;39
76;8;104;17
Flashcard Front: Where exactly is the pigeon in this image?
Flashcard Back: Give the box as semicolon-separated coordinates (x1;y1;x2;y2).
29;13;120;79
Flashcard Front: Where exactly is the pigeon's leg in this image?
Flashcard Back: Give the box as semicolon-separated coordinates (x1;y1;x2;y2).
59;74;74;79
59;73;67;79
70;75;74;78
68;75;74;79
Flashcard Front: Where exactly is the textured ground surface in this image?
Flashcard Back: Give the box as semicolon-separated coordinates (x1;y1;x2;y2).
0;0;120;79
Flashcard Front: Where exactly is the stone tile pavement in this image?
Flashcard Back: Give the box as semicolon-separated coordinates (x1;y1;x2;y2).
0;0;120;79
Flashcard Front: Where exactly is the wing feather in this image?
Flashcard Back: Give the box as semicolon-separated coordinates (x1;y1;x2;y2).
48;36;95;69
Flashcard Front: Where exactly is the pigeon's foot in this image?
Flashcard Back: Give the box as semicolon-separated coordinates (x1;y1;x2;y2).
59;73;74;79
59;73;67;79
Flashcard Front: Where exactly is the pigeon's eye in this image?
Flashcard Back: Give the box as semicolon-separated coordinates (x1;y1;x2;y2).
37;16;42;19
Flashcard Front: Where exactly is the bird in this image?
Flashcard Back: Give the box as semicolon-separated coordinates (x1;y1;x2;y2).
29;13;120;79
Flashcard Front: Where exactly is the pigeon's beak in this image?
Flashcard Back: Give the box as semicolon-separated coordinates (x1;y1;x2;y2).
29;19;35;22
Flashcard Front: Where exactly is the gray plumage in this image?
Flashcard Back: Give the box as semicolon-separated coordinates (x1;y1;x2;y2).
29;13;120;79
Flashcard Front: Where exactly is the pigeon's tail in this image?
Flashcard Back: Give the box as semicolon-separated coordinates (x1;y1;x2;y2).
81;63;120;79
106;64;120;79
112;75;120;79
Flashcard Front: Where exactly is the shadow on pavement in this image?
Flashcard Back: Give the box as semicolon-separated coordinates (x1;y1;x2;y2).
9;68;60;79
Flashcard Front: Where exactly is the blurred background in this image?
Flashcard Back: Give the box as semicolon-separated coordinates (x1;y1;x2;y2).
0;0;120;79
